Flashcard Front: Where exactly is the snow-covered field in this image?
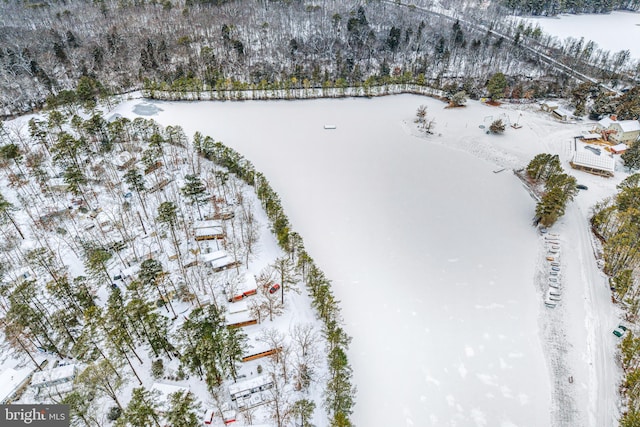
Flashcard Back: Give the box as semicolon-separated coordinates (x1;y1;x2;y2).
522;11;640;58
111;94;623;426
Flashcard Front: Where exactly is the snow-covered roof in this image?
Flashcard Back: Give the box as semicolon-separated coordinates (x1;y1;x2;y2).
194;225;223;237
236;273;257;294
597;117;614;128
228;375;273;397
571;146;615;174
201;250;228;263
541;101;559;109
225;310;256;327
201;250;237;270
151;382;189;412
580;132;600;140
617;120;640;133
0;367;33;404
611;143;628;153
552;108;571;118
194;220;222;229
30;364;78;387
228;300;249;314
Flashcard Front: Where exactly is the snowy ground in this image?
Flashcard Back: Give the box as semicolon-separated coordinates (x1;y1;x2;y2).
110;94;623;426
521;11;640;59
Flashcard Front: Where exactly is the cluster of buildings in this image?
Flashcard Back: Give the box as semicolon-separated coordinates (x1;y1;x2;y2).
540;102;640;178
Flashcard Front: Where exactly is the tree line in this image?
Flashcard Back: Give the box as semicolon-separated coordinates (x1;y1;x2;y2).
590;173;640;426
198;139;357;426
1;0;638;118
504;0;640;15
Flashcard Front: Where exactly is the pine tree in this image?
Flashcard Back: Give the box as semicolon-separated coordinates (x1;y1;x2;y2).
116;387;161;427
181;174;207;219
0;190;25;239
124;167;150;219
157;201;181;258
622;144;640;171
291;399;316;427
164;391;202;427
487;72;507;101
489;119;506;134
178;304;246;392
76;359;127;410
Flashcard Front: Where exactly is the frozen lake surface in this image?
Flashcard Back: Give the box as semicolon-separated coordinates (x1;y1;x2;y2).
523;11;640;58
112;94;619;426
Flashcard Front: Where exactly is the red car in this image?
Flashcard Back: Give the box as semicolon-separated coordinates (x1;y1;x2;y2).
269;283;281;294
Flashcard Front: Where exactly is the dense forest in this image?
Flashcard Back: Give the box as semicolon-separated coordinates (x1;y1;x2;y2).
0;110;355;425
503;0;640;15
1;0;639;118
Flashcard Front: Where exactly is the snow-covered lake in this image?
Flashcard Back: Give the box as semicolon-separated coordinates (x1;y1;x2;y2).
522;11;640;58
114;95;553;426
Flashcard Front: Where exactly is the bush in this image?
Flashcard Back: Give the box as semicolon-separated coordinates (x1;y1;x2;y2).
151;359;164;379
106;406;122;421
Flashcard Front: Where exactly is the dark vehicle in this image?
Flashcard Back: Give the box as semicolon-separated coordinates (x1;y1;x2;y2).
577;184;588;190
269;283;281;294
614;325;628;337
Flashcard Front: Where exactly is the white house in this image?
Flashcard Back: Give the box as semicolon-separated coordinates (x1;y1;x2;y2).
594;116;640;144
609;120;640;144
228;374;274;405
30;363;79;399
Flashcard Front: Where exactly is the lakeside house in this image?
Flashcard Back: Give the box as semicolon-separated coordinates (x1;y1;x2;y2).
201;250;239;272
193;219;225;241
594;116;640;144
228;374;274;409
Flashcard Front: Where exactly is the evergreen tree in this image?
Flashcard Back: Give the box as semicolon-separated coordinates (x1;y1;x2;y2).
181;174;207;219
178;304;246;392
124;167;149;219
489;119;506;134
116;387;161;427
487;72;507;101
291;399;316;427
622;143;640;171
164;390;202;427
0;190;25;239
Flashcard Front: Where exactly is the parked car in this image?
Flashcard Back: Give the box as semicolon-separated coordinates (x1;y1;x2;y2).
550;262;560;267
269;283;281;294
551;266;561;271
613;325;628;338
577;184;588;190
